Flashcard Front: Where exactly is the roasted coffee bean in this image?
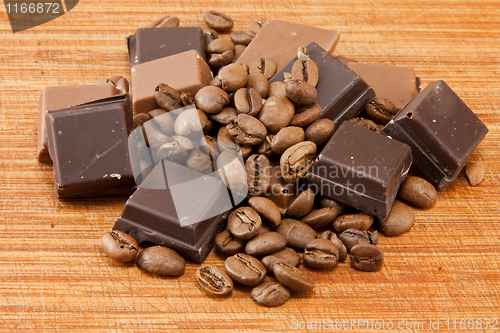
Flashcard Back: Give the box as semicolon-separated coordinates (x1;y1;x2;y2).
195;86;230;114
209;107;238;125
350;244;384;272
304;238;339;269
290;103;322;127
339;229;378;252
286;188;315;218
209;76;222;88
261;247;301;274
208;50;234;68
246;73;269;98
258;96;295;134
245;231;287;256
174;108;208;136
319;197;345;215
355;117;379;131
318;231;347;262
217;126;238;150
230;31;255;45
377;200;415;236
96;76;129;94
252;281;290;307
227;207;262;240
101;230;138;263
271;126;305;154
155;83;183;111
280;141;317;183
196;265;233;296
273;263;314;292
194;23;219;40
215;230;246;255
302;207;338;229
207;38;236;54
267;81;287;99
136;246;185;276
249;18;268;34
133;113;151;130
218;63;249;92
180;92;194;106
248;197;281;229
333;213;374;233
204;10;234;32
156;135;192;160
276;218;316;250
398;176;437;209
148;109;174;133
226;113;267;146
366;96;399;125
199;135;220;159
234;88;262;116
291;59;319;87
224;253;266;286
217;150;247;192
239;145;253;160
305;119;335;146
148;15;180;28
254;135;275;157
465;161;486;186
249;57;278;79
245;154;272;196
233;44;246;63
187;149;213;174
143;121;171;150
285;79;317;105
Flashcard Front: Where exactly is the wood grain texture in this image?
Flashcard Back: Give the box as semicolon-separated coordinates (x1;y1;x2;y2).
0;0;499;331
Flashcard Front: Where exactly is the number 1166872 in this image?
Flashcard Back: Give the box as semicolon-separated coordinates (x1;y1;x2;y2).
5;2;60;14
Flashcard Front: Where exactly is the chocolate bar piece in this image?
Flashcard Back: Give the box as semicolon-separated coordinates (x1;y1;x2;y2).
131;50;212;114
127;27;206;66
236;18;340;71
269;42;374;124
37;84;120;163
46;95;135;198
303;121;412;219
347;62;420;110
383;80;488;189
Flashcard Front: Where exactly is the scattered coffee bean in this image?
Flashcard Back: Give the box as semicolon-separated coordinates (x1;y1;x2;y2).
249;57;278;79
339;229;378;252
304;238;339;269
192;23;219;42
276;218;316;250
280;141;317;183
333;212;374;233
180;92;194;106
267;81;287;99
273;262;314;292
196;265;234;296
251;281;290;307
249;18;268;34
148;15;180;28
148;109;174;133
101;230;138;263
155;83;183;111
398;176;437;209
230;31;256;45
261;247;301;274
365;96;399;125
354;117;379;132
285;78;317;105
215;230;246;255
319;197;345;215
291;59;319;87
187;149;213;174
350;244;384;272
465;161;486;186
246;72;269;98
304;118;335;146
258;96;295;134
208;50;234;68
318;231;347;262
286;188;315;218
156;135;192;163
133;113;151;130
217;126;238;150
227;207;262;240
144;123;171;150
245;154;272;195
226;113;267;146
233;44;246;63
271;126;305;154
203;10;234;32
302;207;338;229
234;88;262;116
377;200;415;236
195;86;230;114
217;150;247;192
208;107;238;125
174;108;208;136
224;253;266;286
136;246;185;276
218;63;249;92
290;103;322;127
248;196;281;228
245;231;287;256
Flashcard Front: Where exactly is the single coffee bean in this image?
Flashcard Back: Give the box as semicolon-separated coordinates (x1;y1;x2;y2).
246;72;269;98
245;154;272;196
217;150;247;192
274;263;314;292
230;31;256;45
465;161;486;186
174;108;208;136
227;207;262;240
258;96;295;134
302;207;338;229
215;230;246;255
398;176;437;209
206;38;236;54
319;197;345;215
180;92;194;106
248;196;281;228
148;109;174;134
156;135;192;162
304;238;339;269
234;88;262;116
193;23;218;40
187;149;213;174
148;15;180;28
267;81;287;99
232;44;247;63
355;117;379;131
97;76;129;94
291;59;319;87
226;113;267;146
209;107;238;125
204;10;234;32
224;253;266;286
339;229;378;252
285;79;317;105
261;247;301;274
133;113;151;130
377;200;415;236
143;121;171;150
276;218;316;250
249;57;278;80
218;63;249;92
305;119;335;146
155;83;183;111
249;18;268;34
136;246;185;276
280;141;317;183
366;96;399;125
196;265;233;296
286;188;315;218
333;213;374;233
208;50;234;68
252;281;290;307
199;135;220;160
217;126;238;151
245;231;287;256
350;244;384;272
271;126;305;154
318;231;347;262
101;230;138;263
290;103;322;127
254;135;275;157
195;86;230;114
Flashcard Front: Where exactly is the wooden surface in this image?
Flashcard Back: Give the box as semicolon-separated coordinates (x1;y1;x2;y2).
1;0;499;331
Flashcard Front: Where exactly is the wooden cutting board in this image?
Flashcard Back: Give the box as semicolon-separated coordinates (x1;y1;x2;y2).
1;0;499;331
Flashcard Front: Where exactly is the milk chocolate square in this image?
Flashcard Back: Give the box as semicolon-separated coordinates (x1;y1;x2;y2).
269;42;374;124
131;50;212;114
383;80;488;189
236;18;340;71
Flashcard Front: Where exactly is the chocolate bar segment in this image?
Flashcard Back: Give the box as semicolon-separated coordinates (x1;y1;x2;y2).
269;42;374;125
303;121;412;219
383;80;488;189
